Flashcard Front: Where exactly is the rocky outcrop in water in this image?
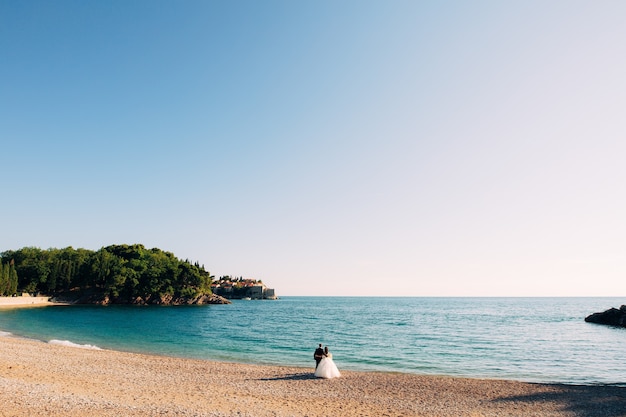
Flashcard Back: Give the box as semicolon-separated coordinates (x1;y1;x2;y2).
584;305;626;327
52;290;231;305
129;293;231;305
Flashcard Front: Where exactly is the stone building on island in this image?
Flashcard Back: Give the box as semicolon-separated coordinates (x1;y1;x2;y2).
211;277;277;300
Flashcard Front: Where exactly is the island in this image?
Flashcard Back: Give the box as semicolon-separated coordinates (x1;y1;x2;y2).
211;276;277;300
0;244;277;306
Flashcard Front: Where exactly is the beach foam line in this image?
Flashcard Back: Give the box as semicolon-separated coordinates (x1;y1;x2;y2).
0;331;12;337
48;339;102;350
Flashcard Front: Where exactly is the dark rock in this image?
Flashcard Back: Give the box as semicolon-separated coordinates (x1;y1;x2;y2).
131;297;146;305
51;290;231;306
194;293;231;304
585;305;626;327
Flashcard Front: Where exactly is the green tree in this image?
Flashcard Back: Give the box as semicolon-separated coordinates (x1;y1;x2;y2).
0;261;19;296
8;260;18;295
0;262;7;295
12;247;50;294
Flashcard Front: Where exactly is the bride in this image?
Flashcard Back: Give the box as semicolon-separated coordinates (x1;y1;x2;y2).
314;346;341;379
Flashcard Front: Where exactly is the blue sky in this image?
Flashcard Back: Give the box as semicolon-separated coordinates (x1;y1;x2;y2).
2;1;625;296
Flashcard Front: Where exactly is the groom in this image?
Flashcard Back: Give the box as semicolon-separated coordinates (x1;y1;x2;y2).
314;343;324;369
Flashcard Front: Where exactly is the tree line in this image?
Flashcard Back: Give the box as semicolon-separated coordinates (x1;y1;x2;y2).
0;260;19;296
0;244;213;301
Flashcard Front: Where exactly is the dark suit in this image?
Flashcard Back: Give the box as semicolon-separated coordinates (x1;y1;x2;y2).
314;347;324;369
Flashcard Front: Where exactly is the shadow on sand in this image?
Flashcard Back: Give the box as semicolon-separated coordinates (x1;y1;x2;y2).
258;372;319;381
493;384;626;417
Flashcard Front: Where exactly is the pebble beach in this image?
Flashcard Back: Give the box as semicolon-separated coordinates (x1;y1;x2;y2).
1;335;625;417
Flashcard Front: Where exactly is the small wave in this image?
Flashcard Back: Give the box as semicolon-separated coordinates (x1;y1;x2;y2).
0;331;12;337
48;339;101;350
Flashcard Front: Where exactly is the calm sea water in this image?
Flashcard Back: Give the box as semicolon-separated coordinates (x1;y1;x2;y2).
0;297;624;386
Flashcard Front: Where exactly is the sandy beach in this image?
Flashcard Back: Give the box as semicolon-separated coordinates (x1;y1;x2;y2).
0;296;57;308
0;335;624;417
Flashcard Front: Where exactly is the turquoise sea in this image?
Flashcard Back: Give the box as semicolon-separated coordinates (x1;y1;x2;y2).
0;297;624;386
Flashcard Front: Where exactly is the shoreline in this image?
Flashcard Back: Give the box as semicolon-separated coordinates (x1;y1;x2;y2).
0;299;624;387
0;296;66;308
1;335;625;416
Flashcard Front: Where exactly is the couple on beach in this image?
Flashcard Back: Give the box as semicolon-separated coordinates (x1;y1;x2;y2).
313;344;341;379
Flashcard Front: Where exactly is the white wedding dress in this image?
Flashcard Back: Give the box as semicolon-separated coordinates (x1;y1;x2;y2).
314;353;341;379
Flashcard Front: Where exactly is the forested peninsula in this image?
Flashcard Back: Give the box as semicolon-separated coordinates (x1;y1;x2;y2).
0;244;230;305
